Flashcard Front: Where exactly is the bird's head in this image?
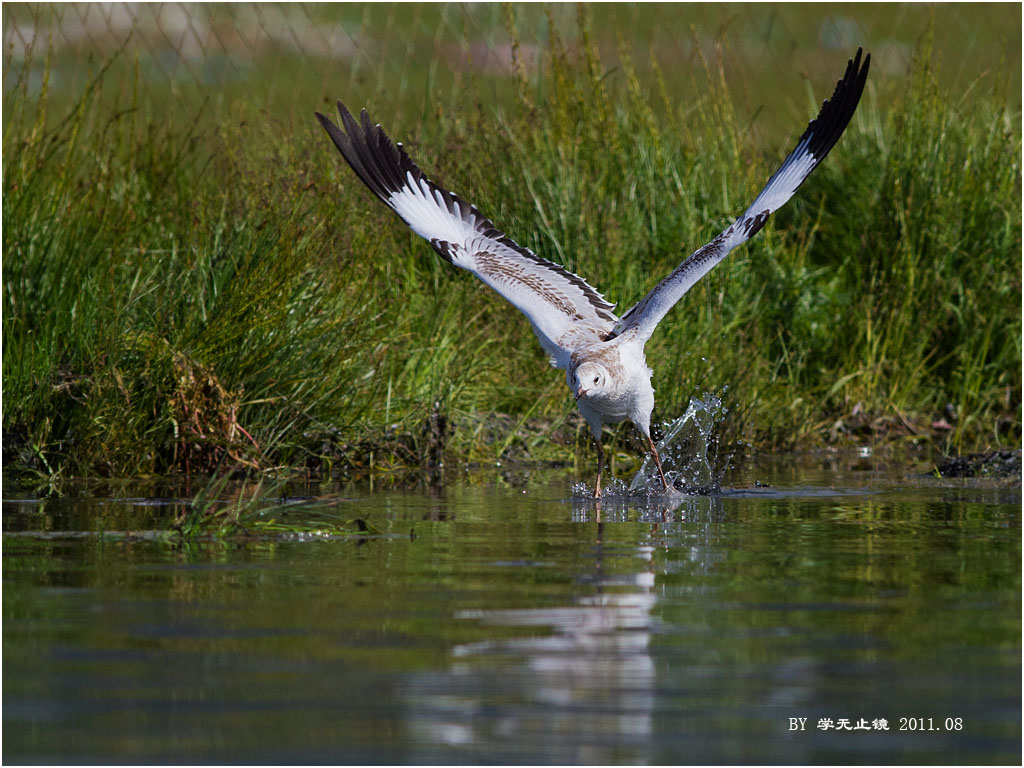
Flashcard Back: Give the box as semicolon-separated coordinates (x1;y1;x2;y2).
570;362;609;402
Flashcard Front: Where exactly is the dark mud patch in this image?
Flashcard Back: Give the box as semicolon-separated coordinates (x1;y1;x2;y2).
935;449;1021;481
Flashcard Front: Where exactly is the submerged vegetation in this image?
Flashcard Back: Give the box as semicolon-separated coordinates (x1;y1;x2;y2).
3;5;1021;489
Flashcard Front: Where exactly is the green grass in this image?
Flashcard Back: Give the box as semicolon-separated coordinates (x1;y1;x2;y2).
3;4;1021;488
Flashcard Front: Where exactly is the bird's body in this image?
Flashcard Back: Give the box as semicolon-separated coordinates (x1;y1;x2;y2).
316;49;870;497
568;330;661;496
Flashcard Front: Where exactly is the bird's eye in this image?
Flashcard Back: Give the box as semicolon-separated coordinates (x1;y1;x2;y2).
593;376;600;384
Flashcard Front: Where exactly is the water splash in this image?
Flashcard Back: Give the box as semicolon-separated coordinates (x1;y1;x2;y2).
629;391;728;496
570;476;632;499
569;391;730;502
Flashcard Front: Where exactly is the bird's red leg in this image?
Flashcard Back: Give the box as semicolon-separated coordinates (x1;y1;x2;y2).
594;438;604;499
646;434;670;492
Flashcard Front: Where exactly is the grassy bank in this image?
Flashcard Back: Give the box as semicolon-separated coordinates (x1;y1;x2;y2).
3;5;1021;485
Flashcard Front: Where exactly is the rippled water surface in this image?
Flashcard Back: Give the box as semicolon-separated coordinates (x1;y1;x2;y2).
3;457;1021;764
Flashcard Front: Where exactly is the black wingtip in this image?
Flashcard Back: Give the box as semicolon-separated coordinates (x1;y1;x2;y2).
314;111;334;132
792;46;871;171
313;101;399;203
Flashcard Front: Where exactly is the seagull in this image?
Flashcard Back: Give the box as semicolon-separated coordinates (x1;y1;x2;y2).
316;48;870;498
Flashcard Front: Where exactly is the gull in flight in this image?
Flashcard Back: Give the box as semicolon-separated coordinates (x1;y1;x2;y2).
316;48;870;498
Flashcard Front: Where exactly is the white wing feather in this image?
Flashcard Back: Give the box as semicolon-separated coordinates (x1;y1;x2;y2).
316;104;618;368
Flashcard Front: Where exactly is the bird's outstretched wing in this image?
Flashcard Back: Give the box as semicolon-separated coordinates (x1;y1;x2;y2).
315;103;618;367
612;48;870;342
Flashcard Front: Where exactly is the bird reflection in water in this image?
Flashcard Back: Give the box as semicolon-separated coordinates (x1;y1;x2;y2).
404;494;725;763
